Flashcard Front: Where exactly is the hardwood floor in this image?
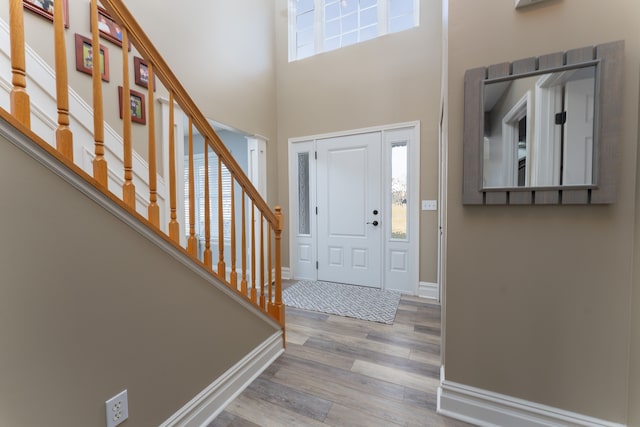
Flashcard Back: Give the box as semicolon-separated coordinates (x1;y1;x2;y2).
209;294;470;427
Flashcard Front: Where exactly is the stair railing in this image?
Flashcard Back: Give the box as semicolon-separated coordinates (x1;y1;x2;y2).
4;0;284;328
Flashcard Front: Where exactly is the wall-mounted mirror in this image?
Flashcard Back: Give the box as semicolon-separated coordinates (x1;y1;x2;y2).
463;41;623;205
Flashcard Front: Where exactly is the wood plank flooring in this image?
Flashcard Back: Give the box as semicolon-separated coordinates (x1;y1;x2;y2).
209;294;470;427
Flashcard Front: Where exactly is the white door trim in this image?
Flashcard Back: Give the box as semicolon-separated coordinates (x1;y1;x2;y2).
288;121;420;294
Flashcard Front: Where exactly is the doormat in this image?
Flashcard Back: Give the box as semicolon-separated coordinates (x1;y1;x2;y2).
283;280;400;324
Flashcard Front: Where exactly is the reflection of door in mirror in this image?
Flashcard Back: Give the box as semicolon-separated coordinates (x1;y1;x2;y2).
563;70;595;185
532;66;595;186
483;79;533;188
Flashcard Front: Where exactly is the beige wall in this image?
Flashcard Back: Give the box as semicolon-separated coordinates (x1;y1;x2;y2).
0;127;279;426
275;0;442;282
445;0;639;423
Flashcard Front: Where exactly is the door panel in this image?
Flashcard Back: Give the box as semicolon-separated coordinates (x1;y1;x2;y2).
317;133;382;287
563;77;595;185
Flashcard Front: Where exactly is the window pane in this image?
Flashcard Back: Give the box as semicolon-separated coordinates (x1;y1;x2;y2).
391;142;408;240
296;10;314;31
324;36;340;51
298;153;311;235
390;14;414;33
360;25;377;41
325;19;341;38
325;2;340;20
360;0;376;8
341;31;358;47
341;13;357;33
389;0;413;18
297;0;314;14
297;43;315;59
340;0;357;14
360;6;377;27
297;28;314;47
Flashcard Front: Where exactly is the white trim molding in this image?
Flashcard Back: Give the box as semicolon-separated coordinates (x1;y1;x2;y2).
281;267;292;280
160;331;284;427
418;281;440;301
437;381;626;427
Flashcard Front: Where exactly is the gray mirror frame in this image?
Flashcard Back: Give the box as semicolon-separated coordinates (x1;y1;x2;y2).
463;41;624;205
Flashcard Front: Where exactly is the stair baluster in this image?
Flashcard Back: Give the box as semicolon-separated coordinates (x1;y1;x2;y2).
187;118;197;256
53;0;72;161
203;141;213;269
8;0;30;128
251;201;257;303
217;158;226;279
90;0;108;186
240;190;248;296
268;224;273;311
168;92;180;243
260;213;266;310
147;62;160;227
121;28;135;209
230;177;238;289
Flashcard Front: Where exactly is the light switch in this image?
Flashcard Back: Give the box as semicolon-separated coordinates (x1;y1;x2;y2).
421;200;437;211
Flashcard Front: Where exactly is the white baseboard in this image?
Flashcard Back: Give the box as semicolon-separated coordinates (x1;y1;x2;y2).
160;331;284;427
437;381;626;427
418;281;440;301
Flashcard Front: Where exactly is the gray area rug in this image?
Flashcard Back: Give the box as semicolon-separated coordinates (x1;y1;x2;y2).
283;280;400;324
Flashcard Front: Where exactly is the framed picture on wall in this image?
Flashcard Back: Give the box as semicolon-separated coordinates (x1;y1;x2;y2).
134;56;155;91
74;34;109;82
92;5;130;50
23;0;69;28
118;86;146;125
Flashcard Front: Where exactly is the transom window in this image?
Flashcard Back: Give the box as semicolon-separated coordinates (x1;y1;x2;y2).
289;0;419;61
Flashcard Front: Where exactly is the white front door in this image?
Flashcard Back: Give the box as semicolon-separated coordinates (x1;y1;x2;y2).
317;133;382;288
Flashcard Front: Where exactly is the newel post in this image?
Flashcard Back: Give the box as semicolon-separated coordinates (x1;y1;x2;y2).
271;206;285;326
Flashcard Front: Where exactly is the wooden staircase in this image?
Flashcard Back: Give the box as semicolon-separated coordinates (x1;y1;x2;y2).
4;0;284;330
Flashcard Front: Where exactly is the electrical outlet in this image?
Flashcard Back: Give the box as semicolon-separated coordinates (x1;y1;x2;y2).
105;390;128;427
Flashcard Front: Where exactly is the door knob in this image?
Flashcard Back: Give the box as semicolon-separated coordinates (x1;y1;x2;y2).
366;220;379;226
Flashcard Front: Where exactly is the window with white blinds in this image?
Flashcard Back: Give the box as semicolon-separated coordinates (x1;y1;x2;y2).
184;152;232;241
